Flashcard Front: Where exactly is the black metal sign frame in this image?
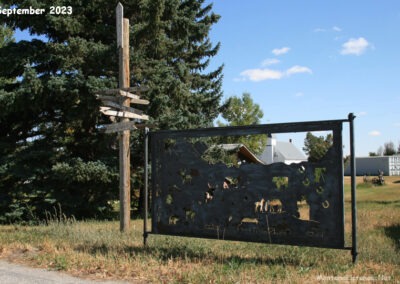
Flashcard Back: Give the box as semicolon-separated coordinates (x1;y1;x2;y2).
143;114;357;262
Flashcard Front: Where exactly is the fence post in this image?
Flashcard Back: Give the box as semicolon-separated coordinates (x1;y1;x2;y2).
349;113;357;263
143;127;149;245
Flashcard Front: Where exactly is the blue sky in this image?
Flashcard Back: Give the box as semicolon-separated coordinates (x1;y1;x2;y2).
12;1;400;156
206;0;400;156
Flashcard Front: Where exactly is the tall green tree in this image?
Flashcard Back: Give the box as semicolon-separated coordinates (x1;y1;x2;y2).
0;24;13;47
218;93;266;155
371;141;399;156
303;132;333;162
131;0;223;213
133;0;223;130
383;141;396;156
0;22;14;86
219;93;263;126
0;0;222;222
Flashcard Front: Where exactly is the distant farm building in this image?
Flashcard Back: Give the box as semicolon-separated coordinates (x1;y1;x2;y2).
259;135;307;165
214;136;307;166
344;155;400;176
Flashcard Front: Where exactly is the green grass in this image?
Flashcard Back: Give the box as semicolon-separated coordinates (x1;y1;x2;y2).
0;177;399;283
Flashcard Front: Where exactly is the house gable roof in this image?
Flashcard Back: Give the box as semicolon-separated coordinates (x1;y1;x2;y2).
258;141;307;164
275;141;307;161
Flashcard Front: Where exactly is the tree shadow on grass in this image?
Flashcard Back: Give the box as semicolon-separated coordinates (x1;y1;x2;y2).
74;241;302;266
384;224;400;251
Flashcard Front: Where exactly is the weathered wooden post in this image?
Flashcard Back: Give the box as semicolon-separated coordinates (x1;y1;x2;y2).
98;3;149;233
117;3;131;232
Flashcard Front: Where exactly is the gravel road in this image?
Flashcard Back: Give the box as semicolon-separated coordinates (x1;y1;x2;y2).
0;260;129;284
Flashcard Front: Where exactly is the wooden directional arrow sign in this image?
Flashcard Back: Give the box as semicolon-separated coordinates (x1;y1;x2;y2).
96;95;119;103
119;90;140;99
101;121;138;133
96;95;149;105
100;107;149;120
97;86;149;95
129;97;150;105
102;100;144;115
126;86;149;92
118;90;150;105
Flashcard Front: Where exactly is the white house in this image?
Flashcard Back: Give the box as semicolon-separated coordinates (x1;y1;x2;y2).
344;155;400;176
258;135;307;165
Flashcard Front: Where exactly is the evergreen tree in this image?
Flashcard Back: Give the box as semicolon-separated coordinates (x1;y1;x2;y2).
0;23;13;47
132;0;223;130
0;21;13;86
131;0;223;213
0;0;222;222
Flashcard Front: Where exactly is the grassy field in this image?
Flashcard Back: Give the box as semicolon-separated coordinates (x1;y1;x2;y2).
0;177;399;283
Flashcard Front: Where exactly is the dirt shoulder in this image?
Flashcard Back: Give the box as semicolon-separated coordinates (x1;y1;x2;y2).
0;260;128;284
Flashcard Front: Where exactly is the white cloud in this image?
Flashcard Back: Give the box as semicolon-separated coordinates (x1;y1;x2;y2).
261;58;280;66
240;69;284;82
295;92;304;97
394;122;400;128
368;130;381;136
341;37;370;56
314;26;341;33
239;65;312;82
272;47;290;56
286;65;313;76
332;26;342;32
314;28;326;33
357;111;367;116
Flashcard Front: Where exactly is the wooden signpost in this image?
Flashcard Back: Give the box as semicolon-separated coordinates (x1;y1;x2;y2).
97;3;149;232
102;121;138;134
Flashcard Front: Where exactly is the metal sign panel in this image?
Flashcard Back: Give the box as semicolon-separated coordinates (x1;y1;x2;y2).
150;119;348;249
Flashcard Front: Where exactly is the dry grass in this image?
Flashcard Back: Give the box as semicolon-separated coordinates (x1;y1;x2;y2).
0;177;399;283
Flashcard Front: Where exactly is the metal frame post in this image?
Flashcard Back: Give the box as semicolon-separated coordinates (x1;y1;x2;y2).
143;127;149;245
349;113;358;263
